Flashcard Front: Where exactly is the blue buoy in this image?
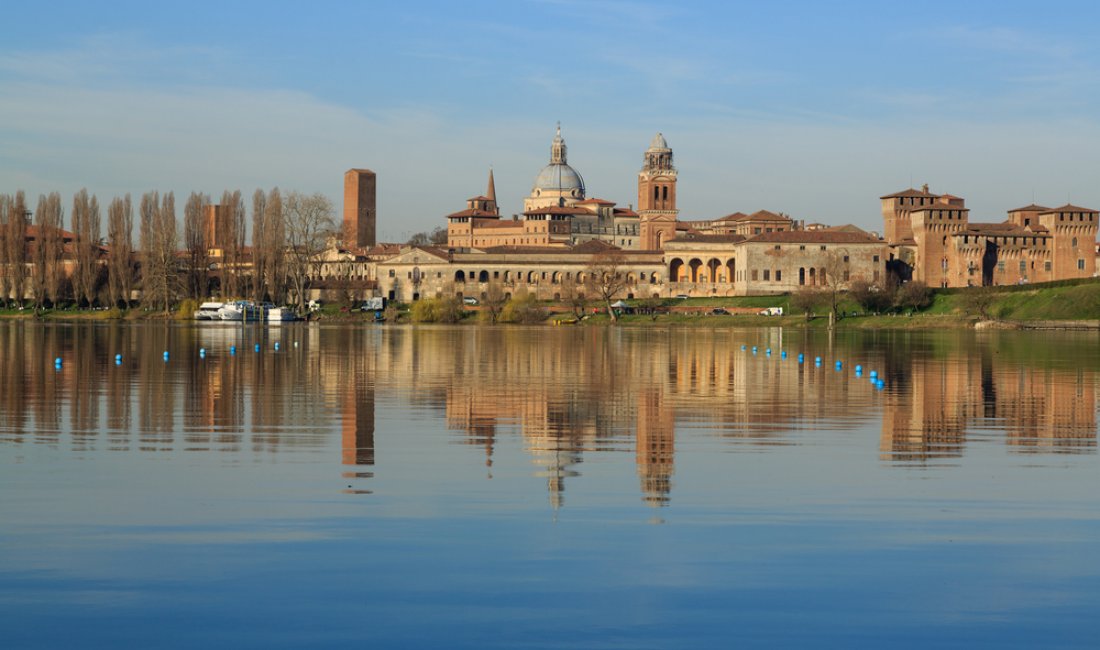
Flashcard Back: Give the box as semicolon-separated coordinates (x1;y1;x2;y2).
855;364;862;373
781;350;787;359
815;356;822;364
199;348;206;359
114;358;121;366
230;345;236;355
741;344;746;351
797;353;804;364
115;353;122;362
163;351;169;361
254;343;261;352
54;357;62;366
765;348;771;355
869;370;878;379
855;368;863;377
274;342;280;351
835;360;843;369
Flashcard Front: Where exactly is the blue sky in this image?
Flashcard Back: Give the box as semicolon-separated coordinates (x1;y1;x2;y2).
3;0;1100;240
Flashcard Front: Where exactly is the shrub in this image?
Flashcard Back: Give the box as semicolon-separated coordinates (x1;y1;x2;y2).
894;281;933;312
410;297;463;323
500;293;549;323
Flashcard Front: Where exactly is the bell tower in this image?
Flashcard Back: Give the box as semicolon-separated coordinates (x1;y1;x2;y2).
638;133;678;250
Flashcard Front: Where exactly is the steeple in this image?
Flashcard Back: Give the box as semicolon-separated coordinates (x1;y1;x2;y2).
486;167;496;203
550;122;567;164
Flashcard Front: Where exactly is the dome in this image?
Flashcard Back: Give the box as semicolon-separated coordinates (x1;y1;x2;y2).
649;132;670;151
533;163;585;195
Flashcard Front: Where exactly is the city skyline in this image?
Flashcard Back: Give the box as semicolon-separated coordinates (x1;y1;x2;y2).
4;2;1100;241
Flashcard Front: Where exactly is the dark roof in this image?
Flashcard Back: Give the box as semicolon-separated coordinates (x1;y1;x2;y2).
881;188;939;199
1008;204;1050;213
1041;204;1099;214
522;206;589;216
715;212;749;222
747;230;881;244
667;233;747;244
613;208;639;217
447;208;499;218
905;203;969;213
571;239;621;253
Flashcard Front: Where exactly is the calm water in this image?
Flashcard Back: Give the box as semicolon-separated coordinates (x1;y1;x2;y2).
1;322;1099;648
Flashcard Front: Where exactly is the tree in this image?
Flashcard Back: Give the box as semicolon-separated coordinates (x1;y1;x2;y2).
105;195;134;308
848;279;893;314
790;287;824;321
41;193;65;306
584;249;630;323
218;190;246;298
261;188;285;304
250;189;267;302
960;286;997;320
282;191;335;313
560;275;587;319
183;191;210;300
0;194;10;306
71;189;101;306
2;192;29;307
482;279;507;323
140;191;179;313
31;195;50;309
894;281;933;313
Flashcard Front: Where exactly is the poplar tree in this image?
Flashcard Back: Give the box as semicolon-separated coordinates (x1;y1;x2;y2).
106;194;134;308
183;191;210;299
71;189;101;306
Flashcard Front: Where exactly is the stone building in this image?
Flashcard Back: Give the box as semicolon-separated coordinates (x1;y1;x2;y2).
883;185;1098;287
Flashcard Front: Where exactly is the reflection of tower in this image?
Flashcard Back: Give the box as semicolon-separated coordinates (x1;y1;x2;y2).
636;388;675;506
638;133;678;250
341;375;375;482
532;446;581;512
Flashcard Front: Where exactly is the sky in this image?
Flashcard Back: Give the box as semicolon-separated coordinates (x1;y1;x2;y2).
3;0;1100;241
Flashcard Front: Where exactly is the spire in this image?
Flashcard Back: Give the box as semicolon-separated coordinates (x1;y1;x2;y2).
551;123;567;164
486;167;496;202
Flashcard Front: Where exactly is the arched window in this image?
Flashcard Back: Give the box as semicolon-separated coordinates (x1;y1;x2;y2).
662;186;668;201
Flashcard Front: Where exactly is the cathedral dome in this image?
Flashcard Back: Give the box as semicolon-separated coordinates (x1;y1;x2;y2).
533;163;586;196
649;132;670;151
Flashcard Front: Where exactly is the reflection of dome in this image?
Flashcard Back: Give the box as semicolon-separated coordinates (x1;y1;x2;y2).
533;163;585;195
649;132;670;151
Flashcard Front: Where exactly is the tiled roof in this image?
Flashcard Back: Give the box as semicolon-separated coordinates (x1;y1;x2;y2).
1008;204;1050;213
1041;204;1099;214
905;203;969;213
571;239;621;253
881;188;939;199
447;208;500;218
667;233;747;244
747;230;881;244
613;208;639;217
575;198;615;205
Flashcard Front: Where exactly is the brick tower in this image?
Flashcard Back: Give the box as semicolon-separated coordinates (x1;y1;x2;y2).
343;169;376;249
638;133;678;250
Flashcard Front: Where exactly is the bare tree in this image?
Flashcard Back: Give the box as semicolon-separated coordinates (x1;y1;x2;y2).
282;191;335;313
560;275;587;319
140;191;179;313
482;279;507;323
262;188;285;303
0;194;10;307
218;190;246;298
31;195;49;309
42;193;65;306
2;192;29;307
106;195;134;308
584;248;630;322
183;192;209;300
790;287;824;321
250;189;267;302
71;189;101;306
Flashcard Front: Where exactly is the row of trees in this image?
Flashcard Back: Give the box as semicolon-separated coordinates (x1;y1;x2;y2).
0;188;335;313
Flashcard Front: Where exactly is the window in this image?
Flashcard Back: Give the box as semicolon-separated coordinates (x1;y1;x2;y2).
776;270;782;282
388;269;395;277
763;270;770;281
997;261;1005;272
843;255;849;263
820;245;827;251
799;245;806;251
843;270;850;281
1019;261;1026;272
751;270;758;281
774;245;781;250
1045;261;1052;272
753;227;761;234
873;255;880;263
1079;259;1086;270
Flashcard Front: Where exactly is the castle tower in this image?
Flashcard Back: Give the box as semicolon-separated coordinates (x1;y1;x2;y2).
638;133;678;250
343;169;377;249
1038;204;1099;279
909;203;969;288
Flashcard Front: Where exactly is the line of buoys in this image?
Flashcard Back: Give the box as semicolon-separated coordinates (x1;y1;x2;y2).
869;370;878;379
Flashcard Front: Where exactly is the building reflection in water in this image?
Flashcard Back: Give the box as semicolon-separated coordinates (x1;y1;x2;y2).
0;323;1096;508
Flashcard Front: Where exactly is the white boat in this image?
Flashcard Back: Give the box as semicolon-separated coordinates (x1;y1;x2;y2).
266;307;300;322
194;301;225;320
218;301;260;321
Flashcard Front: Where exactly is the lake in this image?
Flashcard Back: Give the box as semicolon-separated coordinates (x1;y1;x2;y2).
1;322;1098;648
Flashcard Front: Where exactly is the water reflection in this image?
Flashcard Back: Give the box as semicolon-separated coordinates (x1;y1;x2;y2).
0;323;1096;507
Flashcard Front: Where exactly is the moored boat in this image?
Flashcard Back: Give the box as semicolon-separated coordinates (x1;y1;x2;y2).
194;301;225;320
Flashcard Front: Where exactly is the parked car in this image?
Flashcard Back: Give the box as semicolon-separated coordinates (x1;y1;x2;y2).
710;308;730;315
674;294;689;300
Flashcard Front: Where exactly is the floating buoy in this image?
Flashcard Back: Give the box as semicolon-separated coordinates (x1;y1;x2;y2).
855;368;863;377
163;351;169;361
815;356;822;364
855;364;862;373
869;370;878;379
254;343;261;352
741;344;746;351
781;350;788;359
274;342;280;351
765;348;772;355
835;360;843;370
54;357;62;366
115;353;122;362
230;345;236;355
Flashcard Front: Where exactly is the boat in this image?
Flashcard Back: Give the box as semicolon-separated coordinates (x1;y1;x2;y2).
266;307;300;322
194;301;225;320
218;301;261;321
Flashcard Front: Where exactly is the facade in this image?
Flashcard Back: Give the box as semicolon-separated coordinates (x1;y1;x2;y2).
885;186;1098;287
343;169;377;250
